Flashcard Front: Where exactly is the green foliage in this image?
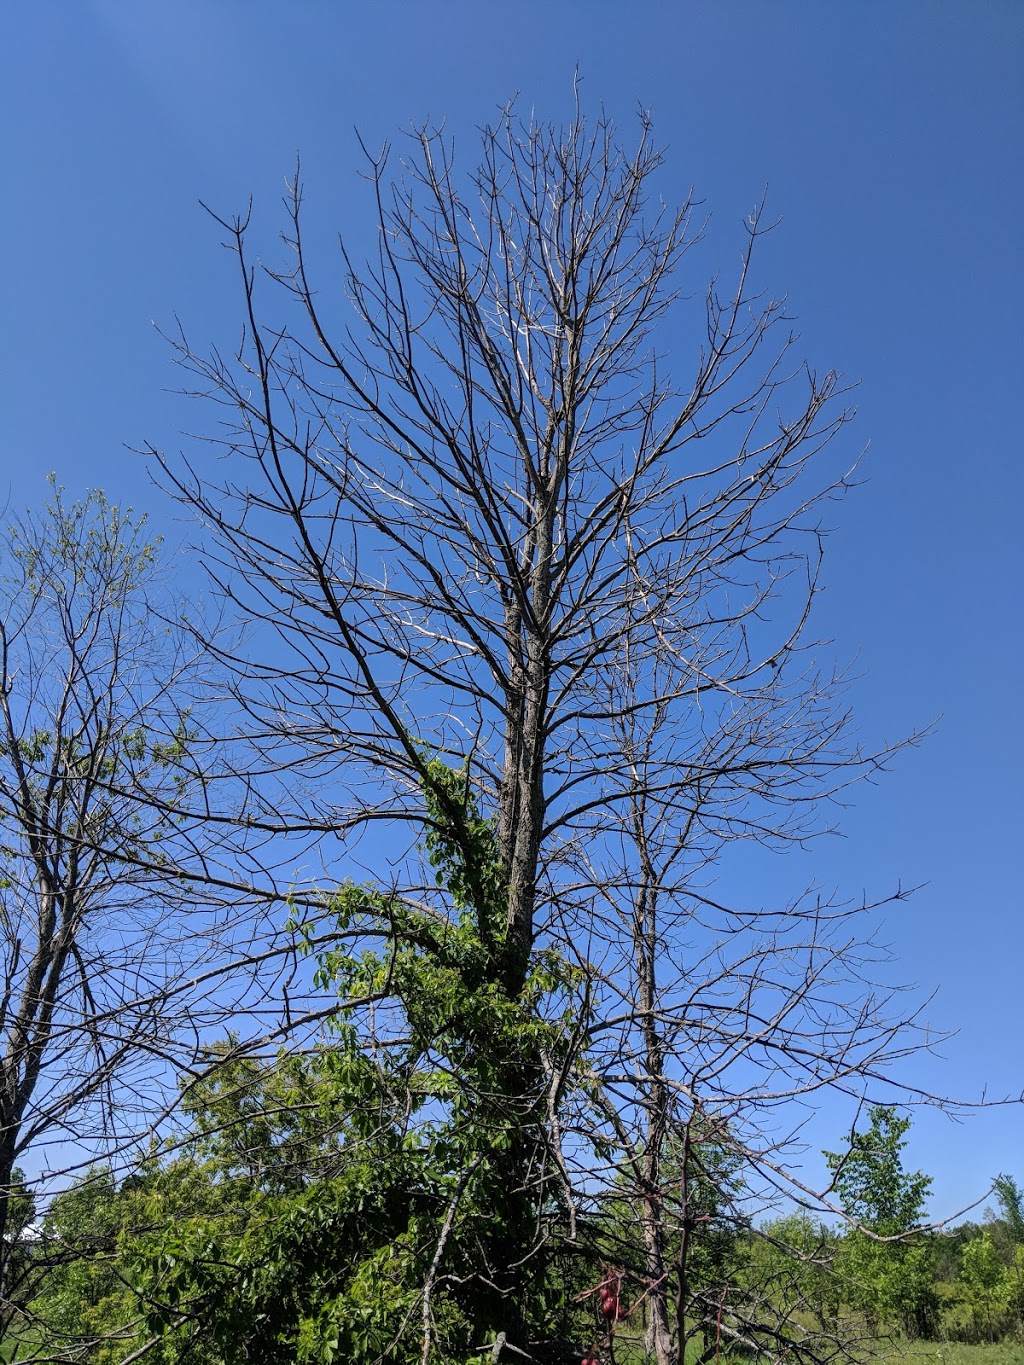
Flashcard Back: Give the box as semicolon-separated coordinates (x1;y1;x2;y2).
825;1108;938;1339
24;1048;431;1362
80;756;586;1362
312;758;580;1348
420;756;506;951
992;1173;1024;1247
745;1214;842;1334
131;1156;441;1362
29;1167;133;1359
826;1107;931;1235
958;1231;1006;1339
936;1177;1024;1344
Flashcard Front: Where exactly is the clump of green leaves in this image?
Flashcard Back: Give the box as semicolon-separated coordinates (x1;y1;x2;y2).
310;755;581;1350
825;1107;938;1338
111;754;584;1362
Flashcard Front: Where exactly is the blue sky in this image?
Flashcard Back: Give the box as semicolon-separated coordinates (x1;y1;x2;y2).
2;1;1021;1217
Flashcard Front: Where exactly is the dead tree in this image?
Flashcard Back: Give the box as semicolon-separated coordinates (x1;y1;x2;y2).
152;102;933;1360
568;631;932;1364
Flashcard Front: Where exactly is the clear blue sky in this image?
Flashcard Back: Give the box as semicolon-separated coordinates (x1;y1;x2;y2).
2;1;1021;1218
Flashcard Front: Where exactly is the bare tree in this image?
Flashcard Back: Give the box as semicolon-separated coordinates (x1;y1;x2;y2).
152;102;935;1360
0;483;271;1338
567;641;930;1363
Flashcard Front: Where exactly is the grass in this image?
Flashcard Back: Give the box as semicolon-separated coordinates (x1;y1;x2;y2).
870;1345;1024;1364
609;1339;1024;1365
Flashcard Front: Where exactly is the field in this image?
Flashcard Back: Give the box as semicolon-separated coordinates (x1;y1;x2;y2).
609;1341;1024;1365
871;1345;1024;1365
